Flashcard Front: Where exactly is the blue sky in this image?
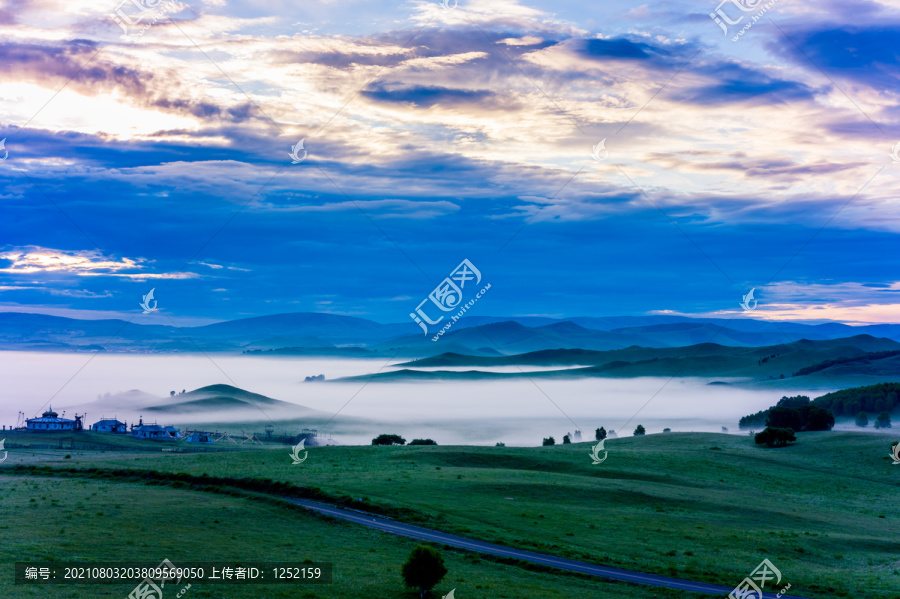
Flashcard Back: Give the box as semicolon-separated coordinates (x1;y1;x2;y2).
1;0;899;325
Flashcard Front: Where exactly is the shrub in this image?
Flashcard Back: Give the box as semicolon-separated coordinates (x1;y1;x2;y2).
409;439;437;445
371;434;406;446
542;437;555;446
401;545;447;598
663;428;671;433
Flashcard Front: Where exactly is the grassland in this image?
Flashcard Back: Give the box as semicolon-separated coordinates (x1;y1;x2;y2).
2;431;899;598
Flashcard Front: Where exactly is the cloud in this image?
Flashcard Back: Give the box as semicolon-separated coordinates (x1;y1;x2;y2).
0;247;197;279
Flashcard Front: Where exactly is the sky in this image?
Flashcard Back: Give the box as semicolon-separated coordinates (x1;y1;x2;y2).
1;0;899;326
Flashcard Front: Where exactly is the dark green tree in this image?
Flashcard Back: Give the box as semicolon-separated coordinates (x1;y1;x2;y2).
803;406;835;431
754;427;796;447
874;412;892;429
401;545;447;598
409;439;437;445
766;407;802;431
855;412;869;428
595;427;607;441
562;434;571;444
633;424;646;436
542;436;555;446
372;434;406;446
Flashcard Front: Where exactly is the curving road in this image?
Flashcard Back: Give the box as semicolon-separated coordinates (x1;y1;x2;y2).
288;498;811;599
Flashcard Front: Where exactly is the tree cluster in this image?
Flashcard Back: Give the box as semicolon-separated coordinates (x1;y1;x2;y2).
811;382;900;417
754;427;796;447
740;395;834;431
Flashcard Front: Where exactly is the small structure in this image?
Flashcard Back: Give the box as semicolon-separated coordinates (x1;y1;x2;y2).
26;408;79;432
92;418;127;433
185;431;213;444
130;417;179;440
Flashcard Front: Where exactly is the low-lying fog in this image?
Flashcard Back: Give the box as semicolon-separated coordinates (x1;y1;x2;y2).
0;352;845;446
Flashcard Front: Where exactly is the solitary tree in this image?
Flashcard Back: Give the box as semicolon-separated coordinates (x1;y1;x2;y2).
372;434;406;446
595;427;607;441
562;434;571;444
855;412;869;428
663;428;671;433
874;411;892;429
633;424;646;436
542;436;556;446
170;390;176;396
401;545;447;598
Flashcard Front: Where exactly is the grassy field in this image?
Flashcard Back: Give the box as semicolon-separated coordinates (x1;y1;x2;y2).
0;474;708;599
2;431;899;598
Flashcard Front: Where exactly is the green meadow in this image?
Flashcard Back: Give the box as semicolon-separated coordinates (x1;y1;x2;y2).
2;431;899;598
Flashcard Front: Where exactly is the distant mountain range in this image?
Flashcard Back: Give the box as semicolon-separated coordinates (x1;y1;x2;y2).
337;335;900;384
5;311;900;357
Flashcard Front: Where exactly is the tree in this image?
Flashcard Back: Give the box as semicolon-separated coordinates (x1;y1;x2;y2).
766;407;802;431
372;434;406;446
754;427;796;447
721;426;729;432
595;427;607;441
874;411;892;429
562;434;571;444
803;406;835;431
542;436;556;446
663;428;671;433
409;439;437;445
170;390;175;396
401;545;447;598
633;424;646;436
855;412;869;428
